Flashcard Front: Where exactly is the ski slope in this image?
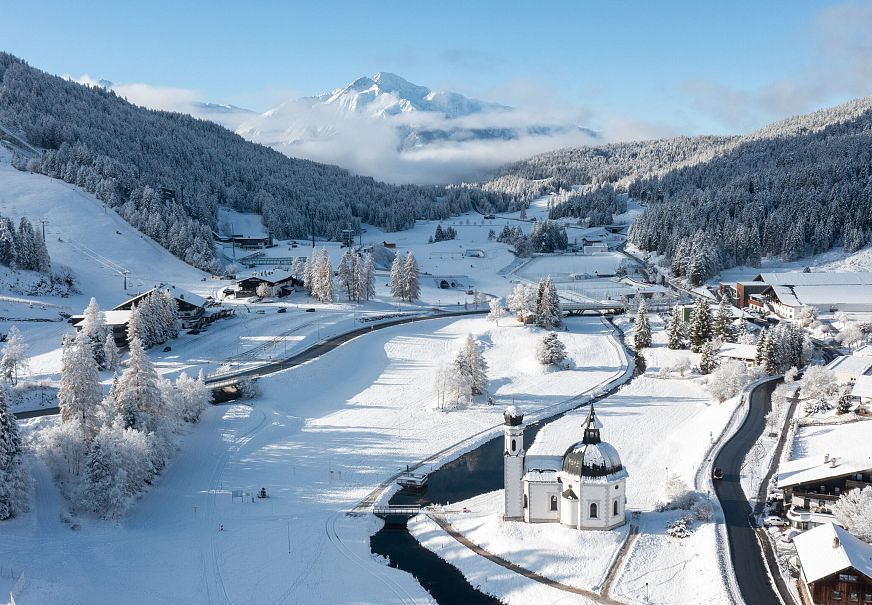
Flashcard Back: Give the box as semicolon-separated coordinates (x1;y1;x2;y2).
0;149;211;309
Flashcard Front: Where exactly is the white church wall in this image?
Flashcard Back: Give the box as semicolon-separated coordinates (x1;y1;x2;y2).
525;480;561;523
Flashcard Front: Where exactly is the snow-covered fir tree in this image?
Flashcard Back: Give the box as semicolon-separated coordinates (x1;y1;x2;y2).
303;250;317;296
507;283;537;322
633;299;651;350
115;336;164;433
537;332;567;366
102;333;120;373
404;251;420;302
757;330;778;375
1;326;28;385
83;427;127;518
535;277;561;329
313;248;334;303
713;298;734;343
363;253;376;301
453;335;488;397
126;291;178;348
390;251;406;300
699;341;717;375
79;297;109;368
836;387;854;415
291;257;305;283
338;250;354;301
58;332;104;440
351;254;364;303
488;297;505;324
667;305;684;349
0;386;29;520
688;298;712;353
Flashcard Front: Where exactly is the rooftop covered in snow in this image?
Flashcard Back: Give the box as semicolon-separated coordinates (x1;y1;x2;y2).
777;455;872;489
793;522;872;584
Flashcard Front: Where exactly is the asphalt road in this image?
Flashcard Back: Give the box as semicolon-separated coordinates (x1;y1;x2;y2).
713;380;784;605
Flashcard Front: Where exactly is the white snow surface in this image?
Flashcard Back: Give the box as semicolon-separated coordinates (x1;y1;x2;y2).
1;315;625;603
411;326;738;605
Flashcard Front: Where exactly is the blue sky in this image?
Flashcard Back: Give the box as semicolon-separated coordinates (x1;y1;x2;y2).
4;0;872;137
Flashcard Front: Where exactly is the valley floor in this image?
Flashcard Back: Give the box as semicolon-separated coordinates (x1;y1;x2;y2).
1;315;625;604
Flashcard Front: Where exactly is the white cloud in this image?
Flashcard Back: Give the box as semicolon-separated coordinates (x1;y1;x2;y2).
71;74;203;114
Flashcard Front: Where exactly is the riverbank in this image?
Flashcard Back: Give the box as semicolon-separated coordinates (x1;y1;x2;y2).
3;314;626;604
407;319;740;604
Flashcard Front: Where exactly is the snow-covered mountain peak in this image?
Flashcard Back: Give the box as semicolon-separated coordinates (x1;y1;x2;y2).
316;72;508;118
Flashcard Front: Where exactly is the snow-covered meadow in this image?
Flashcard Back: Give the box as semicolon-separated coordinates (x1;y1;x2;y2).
1;315;626;603
409;315;739;604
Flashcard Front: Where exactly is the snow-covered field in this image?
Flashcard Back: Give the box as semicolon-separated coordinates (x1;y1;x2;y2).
409;318;738;604
515;252;625;282
1;315;626;603
791;418;872;461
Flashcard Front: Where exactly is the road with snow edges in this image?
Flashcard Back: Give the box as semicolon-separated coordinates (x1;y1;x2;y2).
714;380;786;605
12;309;489;421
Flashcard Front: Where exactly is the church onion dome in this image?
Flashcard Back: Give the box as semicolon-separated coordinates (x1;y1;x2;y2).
562;403;624;478
504;405;524;426
562;441;624;477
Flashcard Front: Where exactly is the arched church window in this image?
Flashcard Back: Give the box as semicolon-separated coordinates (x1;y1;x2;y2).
590;502;598;518
613;500;618;516
523;494;528;508
550;495;558;511
511;439;516;452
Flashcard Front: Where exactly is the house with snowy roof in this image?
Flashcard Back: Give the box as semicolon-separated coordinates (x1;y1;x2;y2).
718;343;758;367
503;403;628;530
777;454;872;531
793;523;872;605
749;272;872;319
827;354;872;385
236;269;297;297
114;284;207;329
69;309;133;347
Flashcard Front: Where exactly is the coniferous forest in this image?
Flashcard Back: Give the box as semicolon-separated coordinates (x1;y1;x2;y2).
0;53;515;272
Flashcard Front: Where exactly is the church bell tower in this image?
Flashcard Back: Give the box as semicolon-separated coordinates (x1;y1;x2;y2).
503;407;525;520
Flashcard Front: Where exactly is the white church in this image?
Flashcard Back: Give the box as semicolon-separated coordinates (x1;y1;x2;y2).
503;403;628;529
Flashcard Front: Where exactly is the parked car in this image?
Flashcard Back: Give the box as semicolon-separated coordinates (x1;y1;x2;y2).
162;346;172;352
712;467;724;480
305;308;316;312
763;516;788;528
255;310;266;314
277;307;287;313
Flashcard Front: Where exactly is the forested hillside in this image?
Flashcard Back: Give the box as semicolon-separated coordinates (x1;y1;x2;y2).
628;97;872;284
0;53;513;271
485;98;872;285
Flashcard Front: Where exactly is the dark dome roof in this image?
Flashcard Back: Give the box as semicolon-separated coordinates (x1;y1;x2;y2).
562;441;623;477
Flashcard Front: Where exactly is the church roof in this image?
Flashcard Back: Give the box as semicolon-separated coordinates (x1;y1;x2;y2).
562;402;625;478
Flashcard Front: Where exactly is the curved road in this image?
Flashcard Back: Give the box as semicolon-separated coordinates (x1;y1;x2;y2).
13;309;489;420
713;380;786;605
